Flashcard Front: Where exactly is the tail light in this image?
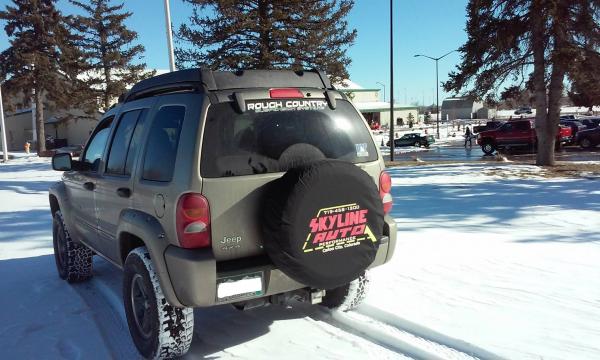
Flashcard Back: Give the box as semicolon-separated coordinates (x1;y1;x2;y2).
269;88;304;98
379;171;393;214
176;193;211;249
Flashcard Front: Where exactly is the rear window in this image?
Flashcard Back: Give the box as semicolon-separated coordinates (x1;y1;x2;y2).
200;99;377;178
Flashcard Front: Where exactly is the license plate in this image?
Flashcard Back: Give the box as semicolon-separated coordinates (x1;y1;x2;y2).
217;272;263;300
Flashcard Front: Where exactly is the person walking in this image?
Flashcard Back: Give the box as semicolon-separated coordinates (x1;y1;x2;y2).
464;126;472;147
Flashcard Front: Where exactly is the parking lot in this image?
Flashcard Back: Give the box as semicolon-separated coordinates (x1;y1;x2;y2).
383;138;600;163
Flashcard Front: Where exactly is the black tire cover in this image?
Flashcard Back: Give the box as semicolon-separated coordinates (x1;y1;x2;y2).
263;160;384;289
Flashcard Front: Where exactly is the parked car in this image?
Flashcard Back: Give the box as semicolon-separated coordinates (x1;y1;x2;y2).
55;145;83;158
387;133;435;148
560;120;587;143
560;114;576;120
579;117;600;129
576;127;600;149
476;119;572;155
514;107;533;115
48;69;397;359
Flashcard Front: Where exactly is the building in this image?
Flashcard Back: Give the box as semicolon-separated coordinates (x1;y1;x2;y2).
2;107;100;151
335;80;419;129
441;97;494;120
1;68;167;151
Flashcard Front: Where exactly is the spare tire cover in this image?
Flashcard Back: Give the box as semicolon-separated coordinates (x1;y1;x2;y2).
263;160;384;289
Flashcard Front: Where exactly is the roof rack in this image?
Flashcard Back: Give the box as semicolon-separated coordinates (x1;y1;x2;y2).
122;68;333;103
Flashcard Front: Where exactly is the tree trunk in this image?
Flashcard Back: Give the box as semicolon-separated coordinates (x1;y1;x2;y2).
538;0;569;166
531;0;551;166
257;0;271;69
35;88;46;154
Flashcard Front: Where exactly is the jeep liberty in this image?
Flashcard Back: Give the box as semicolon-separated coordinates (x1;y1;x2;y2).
49;69;397;359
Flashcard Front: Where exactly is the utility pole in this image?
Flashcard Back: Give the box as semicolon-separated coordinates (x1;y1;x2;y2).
376;81;386;102
389;0;395;161
414;50;457;139
31;89;36;146
0;83;8;162
164;0;176;72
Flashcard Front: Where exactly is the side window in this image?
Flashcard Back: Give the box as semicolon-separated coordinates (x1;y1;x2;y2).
142;106;186;182
124;109;148;176
82;117;114;171
515;122;530;131
106;110;142;175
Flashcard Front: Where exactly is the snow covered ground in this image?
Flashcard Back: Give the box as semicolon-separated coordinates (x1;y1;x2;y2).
1;156;599;359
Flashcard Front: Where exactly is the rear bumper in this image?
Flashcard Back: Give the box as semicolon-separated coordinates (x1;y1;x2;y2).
163;215;397;307
560;136;573;144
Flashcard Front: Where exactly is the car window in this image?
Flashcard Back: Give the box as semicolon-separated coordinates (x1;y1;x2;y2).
82;117;113;171
500;123;513;132
514;122;530;131
142;106;186;182
106;110;143;175
200;100;377;178
124;109;148;176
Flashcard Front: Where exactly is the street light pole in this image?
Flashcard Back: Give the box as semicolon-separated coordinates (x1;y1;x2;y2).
436;60;439;137
376;81;386;102
414;50;457;139
389;0;395;162
0;83;8;162
164;0;176;72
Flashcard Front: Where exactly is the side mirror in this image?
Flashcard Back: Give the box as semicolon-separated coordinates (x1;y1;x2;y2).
52;153;72;171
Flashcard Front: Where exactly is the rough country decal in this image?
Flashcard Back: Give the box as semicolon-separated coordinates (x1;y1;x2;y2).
302;203;377;254
246;99;328;112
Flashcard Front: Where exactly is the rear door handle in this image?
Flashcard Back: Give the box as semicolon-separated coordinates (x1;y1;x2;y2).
83;182;95;191
117;187;132;198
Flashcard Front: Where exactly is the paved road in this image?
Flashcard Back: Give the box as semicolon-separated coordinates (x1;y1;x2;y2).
384;141;600;162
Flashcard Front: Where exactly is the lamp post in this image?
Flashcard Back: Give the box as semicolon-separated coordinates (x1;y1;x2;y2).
376;81;386;102
414;50;456;139
389;0;395;161
0;83;8;162
164;0;176;72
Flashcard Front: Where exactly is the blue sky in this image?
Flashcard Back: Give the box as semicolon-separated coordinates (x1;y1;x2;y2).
0;0;468;105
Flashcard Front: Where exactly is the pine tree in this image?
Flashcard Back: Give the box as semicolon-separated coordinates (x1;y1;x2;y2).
444;0;600;166
0;0;82;154
70;0;150;111
176;0;357;82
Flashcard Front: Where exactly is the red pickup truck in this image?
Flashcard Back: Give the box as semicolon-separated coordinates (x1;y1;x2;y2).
476;119;572;155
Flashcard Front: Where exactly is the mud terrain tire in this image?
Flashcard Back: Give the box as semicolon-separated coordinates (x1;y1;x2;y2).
123;247;193;359
52;210;93;283
321;273;370;311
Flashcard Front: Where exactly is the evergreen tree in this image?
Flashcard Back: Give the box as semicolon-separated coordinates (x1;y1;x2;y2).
0;0;81;153
70;0;150;111
568;54;600;111
176;0;357;82
444;0;600;166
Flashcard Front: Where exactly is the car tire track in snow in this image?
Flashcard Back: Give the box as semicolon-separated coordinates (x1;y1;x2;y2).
71;262;138;360
354;305;503;360
309;307;477;360
312;310;446;359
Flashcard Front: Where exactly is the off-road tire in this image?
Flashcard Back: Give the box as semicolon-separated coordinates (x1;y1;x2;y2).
52;211;93;283
482;142;495;155
580;137;593;149
123;247;193;359
320;273;369;311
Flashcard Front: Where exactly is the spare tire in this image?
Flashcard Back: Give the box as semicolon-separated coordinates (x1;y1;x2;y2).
263;160;384;289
